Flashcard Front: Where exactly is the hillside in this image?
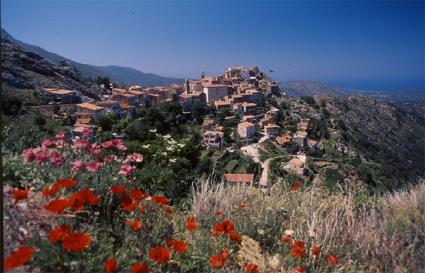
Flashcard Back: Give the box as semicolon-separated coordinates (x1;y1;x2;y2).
1;28;183;87
1;38;102;99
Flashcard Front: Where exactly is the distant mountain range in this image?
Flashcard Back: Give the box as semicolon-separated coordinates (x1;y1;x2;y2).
1;28;183;87
279;80;425;103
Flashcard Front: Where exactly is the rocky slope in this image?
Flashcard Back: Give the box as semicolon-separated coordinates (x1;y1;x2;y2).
316;94;425;188
1;38;102;98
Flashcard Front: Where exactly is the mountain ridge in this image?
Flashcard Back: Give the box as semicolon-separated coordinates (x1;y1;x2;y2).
1;28;184;87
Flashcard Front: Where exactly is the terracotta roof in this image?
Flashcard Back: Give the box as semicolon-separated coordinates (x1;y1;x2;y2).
204;84;231;88
204;130;224;137
77;102;104;111
238;121;255;128
243;102;257;107
202;119;215;126
288;158;304;167
120;103;134;110
295;131;308;137
215;100;231;106
75;118;91;125
276;134;292;144
224;174;255;184
112;88;128;93
96;100;119;106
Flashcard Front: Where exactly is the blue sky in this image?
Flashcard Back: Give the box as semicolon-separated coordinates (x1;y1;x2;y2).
2;0;425;89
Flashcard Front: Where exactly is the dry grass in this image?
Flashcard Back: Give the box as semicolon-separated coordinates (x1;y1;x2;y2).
189;178;425;273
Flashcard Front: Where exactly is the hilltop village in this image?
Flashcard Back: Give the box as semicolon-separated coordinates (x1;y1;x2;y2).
41;66;355;189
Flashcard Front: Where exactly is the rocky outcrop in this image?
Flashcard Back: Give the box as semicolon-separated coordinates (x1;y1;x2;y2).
1;38;101;98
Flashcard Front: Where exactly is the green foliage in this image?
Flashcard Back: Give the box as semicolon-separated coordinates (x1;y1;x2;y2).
95;113;119;131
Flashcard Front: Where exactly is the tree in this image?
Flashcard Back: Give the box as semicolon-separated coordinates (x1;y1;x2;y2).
95;113;118;131
33;112;46;128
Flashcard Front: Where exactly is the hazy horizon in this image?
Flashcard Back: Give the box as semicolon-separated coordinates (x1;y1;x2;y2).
2;0;424;90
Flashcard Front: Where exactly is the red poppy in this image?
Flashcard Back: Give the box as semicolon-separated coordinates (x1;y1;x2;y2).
42;183;61;197
172;240;188;253
105;258;117;273
185;215;197;231
311;245;321;256
209;248;228;268
239;204;246;209
281;234;292;244
122;200;139;212
4;246;35;271
62;232;91;252
57;178;77;189
130;189;148;201
131;262;149;273
162;205;173;215
228;231;241;244
291;181;302;192
68;189;100;210
48;225;71;243
212;220;234;235
44;198;69;213
120;193;133;207
8;189;29;204
215;209;223;216
140;205;146;213
326;254;339;266
294;266;306;273
79;189;101;205
151;196;169;205
111;185;126;195
244;263;259;273
293;241;305;249
148;247;170;264
164;238;175;247
126;219;142;231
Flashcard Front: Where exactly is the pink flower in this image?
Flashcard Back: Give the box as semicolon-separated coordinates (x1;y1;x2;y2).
125;153;144;163
71;160;85;173
41;139;56;148
101;140;114;149
117;144;127;151
23;149;35;163
34;150;49;164
86;161;103;172
50;152;65;166
118;164;136;176
82;128;93;136
72;137;89;150
55;139;66;149
56;131;66;139
104;155;118;163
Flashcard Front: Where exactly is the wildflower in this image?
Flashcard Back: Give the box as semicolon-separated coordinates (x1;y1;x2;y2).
118;164;136;176
68;189;101;210
284;229;295;236
44;198;69;213
185;216;197;231
57;178;77;189
215;209;223;216
293;241;305;249
8;189;29;204
169;158;177;163
326;254;339;266
34;150;49;164
291;181;302;192
122;199;139;212
130;189;148;201
22;148;35;162
212;220;234;235
111;185;126;195
311;245;321;256
148;247;170;264
86;161;103;172
209;247;228;268
140;205;146;213
105;258;117;273
162;205;173;215
171;239;188;253
244;263;259;273
239;204;246;209
294;266;306;273
55;139;65;148
56;131;66;139
257;229;265;235
228;231;241;243
62;232;91;252
126;219;142;231
71;160;85;173
48;225;71;243
125;153;144;163
4;246;35;271
281;234;292;244
151;196;169;205
82;128;93;136
50;152;65;166
291;241;306;259
41;139;56;148
131;262;149;273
